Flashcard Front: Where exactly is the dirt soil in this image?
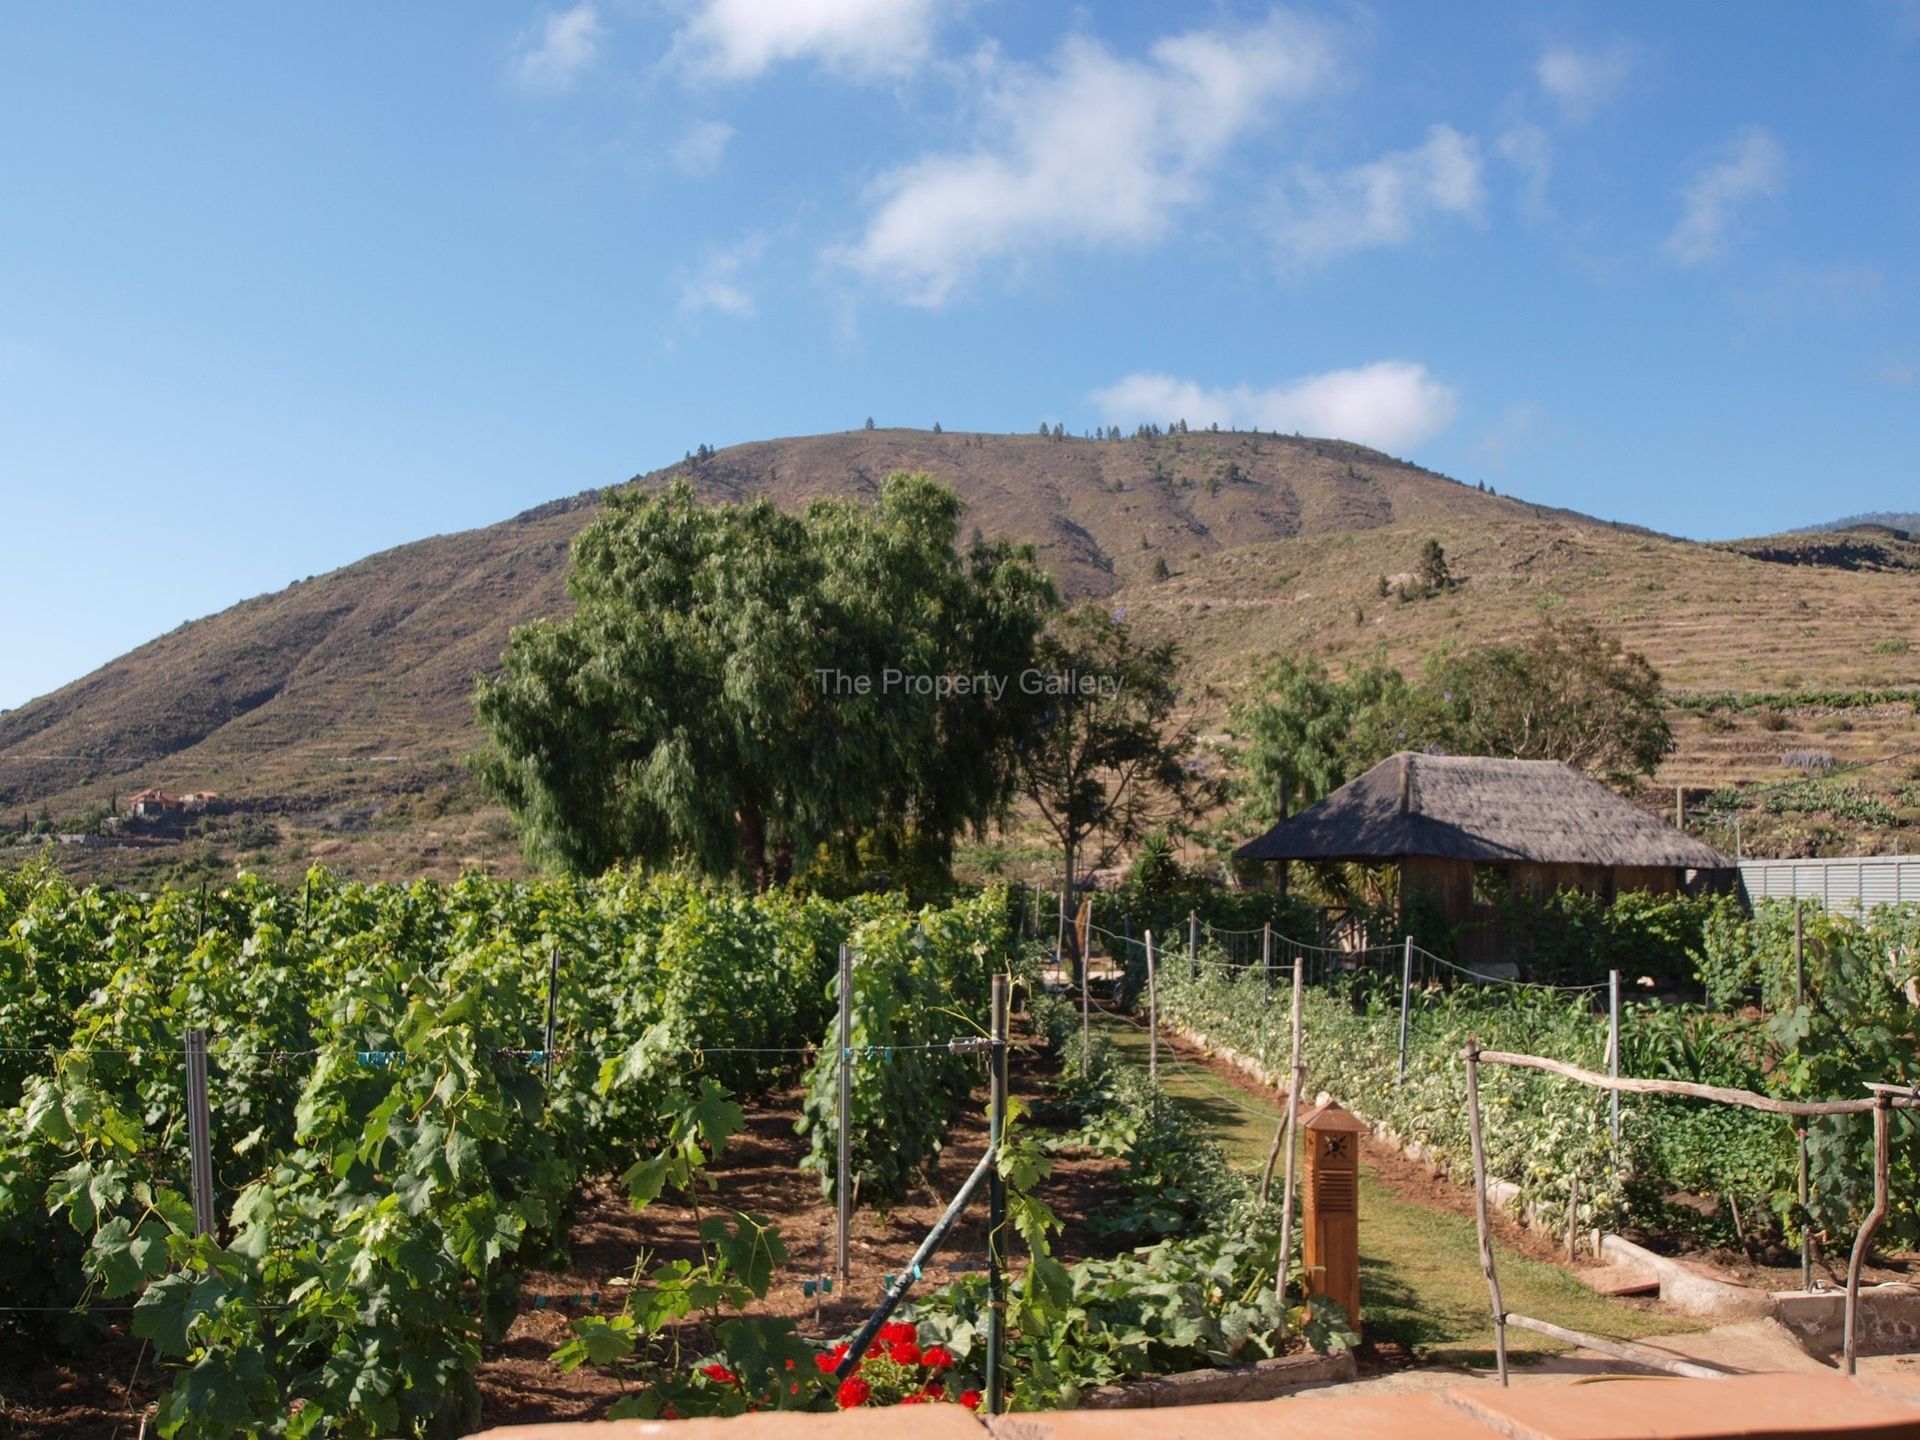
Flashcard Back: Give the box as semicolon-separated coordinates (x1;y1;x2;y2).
0;1333;162;1440
476;1032;1132;1427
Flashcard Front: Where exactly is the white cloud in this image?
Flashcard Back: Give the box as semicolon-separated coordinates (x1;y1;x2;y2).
1269;125;1484;270
679;235;766;316
1496;123;1553;220
671;120;735;176
834;12;1338;306
676;0;942;80
1535;42;1636;123
511;3;605;92
1089;361;1459;453
1664;126;1786;266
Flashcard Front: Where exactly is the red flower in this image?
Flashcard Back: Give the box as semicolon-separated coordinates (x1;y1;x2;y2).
899;1394;928;1405
888;1341;922;1367
785;1358;797;1371
836;1376;871;1409
700;1364;738;1385
959;1390;983;1412
921;1346;953;1371
814;1352;839;1375
878;1321;917;1346
662;1406;679;1420
923;1381;945;1399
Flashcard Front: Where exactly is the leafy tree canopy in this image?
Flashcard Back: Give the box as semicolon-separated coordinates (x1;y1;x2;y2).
1231;618;1671;831
1426;617;1671;782
1015;604;1210;955
476;474;1057;886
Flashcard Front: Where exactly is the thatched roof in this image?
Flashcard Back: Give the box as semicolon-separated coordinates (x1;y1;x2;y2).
1235;753;1731;869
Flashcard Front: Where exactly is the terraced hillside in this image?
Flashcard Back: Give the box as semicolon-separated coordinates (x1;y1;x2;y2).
2;430;1915;880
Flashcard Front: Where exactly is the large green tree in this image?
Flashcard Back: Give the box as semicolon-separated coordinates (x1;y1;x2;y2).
476;474;1056;886
1426;617;1671;781
1229;652;1439;827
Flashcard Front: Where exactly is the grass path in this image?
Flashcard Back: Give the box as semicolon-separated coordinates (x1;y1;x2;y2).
1088;1010;1699;1365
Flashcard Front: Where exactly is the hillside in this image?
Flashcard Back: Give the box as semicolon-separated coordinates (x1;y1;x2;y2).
1804;511;1920;537
1717;526;1920;573
3;428;1915;882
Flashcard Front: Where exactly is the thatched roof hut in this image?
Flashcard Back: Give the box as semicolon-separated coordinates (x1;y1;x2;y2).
1236;753;1731;963
1236;753;1729;869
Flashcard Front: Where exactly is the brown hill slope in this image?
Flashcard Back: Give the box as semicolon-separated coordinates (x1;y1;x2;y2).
0;429;1530;820
3;428;1913;880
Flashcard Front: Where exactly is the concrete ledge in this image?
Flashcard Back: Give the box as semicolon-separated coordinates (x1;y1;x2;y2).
467;1371;1920;1439
470;1406;986;1440
1774;1284;1920;1360
1077;1348;1355;1409
987;1391;1490;1440
1599;1234;1776;1322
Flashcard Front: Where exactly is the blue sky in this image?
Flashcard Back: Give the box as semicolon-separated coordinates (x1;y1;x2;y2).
2;2;1916;711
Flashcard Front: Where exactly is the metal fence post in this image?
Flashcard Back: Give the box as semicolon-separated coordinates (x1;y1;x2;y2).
1080;896;1091;1076
1608;970;1622;1145
1795;901;1811;1290
1398;936;1414;1083
837;943;853;1280
1263;922;1273;998
185;1028;216;1238
543;945;560;1091
986;975;1008;1415
1188;910;1198;981
1145;931;1158;1089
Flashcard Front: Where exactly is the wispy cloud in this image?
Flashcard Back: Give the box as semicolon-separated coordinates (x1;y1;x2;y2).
674;0;943;80
671;120;735;176
679;235;766;316
1535;41;1637;123
511;3;605;92
1473;403;1543;471
833;11;1339;306
1089;361;1459;453
1269;125;1484;270
1496;123;1553;221
1665;126;1786;266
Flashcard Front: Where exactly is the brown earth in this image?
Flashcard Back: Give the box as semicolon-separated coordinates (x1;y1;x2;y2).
476;1036;1128;1428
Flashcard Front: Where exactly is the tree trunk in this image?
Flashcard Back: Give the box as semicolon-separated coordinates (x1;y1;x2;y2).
738;797;769;892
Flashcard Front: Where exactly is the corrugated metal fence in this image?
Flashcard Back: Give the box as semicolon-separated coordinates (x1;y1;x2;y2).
1738;855;1920;910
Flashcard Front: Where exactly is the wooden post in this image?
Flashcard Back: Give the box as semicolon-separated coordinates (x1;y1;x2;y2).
1397;936;1413;1083
1080;896;1091;1076
1608;970;1622;1145
1843;1095;1893;1375
986;975;1008;1415
1300;1100;1365;1330
1675;786;1685;831
185;1028;216;1239
1566;1170;1580;1263
1145;931;1158;1089
1463;1039;1509;1386
1270;949;1305;1292
542;945;560;1091
1188;910;1198;980
836;943;852;1280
